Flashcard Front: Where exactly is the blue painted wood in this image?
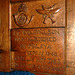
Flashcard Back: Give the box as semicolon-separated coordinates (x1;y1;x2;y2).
0;71;35;75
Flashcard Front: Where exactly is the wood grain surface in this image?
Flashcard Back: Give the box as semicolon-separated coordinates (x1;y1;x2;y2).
66;0;75;75
0;0;10;72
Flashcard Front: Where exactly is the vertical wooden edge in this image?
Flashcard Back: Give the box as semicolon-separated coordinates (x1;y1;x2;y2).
9;0;11;72
66;0;75;75
65;0;67;74
0;0;11;72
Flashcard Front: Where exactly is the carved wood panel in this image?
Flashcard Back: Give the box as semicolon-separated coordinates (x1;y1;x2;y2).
11;0;65;28
11;28;65;74
10;0;66;74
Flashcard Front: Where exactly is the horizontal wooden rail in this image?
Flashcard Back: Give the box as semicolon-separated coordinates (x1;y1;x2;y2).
10;0;42;3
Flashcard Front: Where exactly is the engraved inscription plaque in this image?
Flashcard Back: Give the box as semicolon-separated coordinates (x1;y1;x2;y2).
11;28;65;74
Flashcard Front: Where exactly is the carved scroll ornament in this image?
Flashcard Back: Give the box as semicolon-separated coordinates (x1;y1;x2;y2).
13;3;34;27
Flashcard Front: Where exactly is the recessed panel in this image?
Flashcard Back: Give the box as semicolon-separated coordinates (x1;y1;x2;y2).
11;0;65;28
11;28;65;74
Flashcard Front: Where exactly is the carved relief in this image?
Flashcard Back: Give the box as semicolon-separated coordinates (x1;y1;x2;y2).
11;28;65;73
18;3;27;12
36;4;60;24
13;3;34;27
14;13;27;26
0;49;4;53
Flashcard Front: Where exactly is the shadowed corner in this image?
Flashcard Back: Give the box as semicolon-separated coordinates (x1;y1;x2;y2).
0;49;5;53
10;0;43;3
